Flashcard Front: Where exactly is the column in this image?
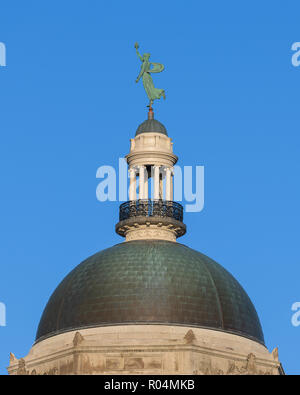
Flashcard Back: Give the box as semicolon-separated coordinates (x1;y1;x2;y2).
165;167;172;201
144;167;148;200
170;168;174;201
139;165;145;200
129;167;136;201
153;165;160;200
159;168;164;200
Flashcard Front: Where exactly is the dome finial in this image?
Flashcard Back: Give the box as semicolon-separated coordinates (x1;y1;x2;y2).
147;103;154;120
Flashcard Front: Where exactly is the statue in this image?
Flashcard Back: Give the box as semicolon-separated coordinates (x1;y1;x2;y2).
134;42;166;108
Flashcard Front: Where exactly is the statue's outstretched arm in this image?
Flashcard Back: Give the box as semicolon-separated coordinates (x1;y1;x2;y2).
134;42;143;62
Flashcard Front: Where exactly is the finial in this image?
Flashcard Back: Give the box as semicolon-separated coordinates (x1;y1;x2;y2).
148;103;154;120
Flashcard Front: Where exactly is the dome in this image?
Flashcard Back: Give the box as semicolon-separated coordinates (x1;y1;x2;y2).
136;119;168;136
35;240;264;345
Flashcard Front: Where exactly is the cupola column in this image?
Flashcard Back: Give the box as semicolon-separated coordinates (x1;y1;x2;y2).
129;167;137;201
144;167;148;200
159;169;164;200
139;165;145;199
165;167;172;201
170;168;174;201
153;165;160;200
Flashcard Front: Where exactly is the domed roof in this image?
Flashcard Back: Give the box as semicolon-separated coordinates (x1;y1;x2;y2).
136;119;168;136
36;240;264;345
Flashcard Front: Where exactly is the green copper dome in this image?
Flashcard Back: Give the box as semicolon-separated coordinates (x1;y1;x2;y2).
136;119;168;136
35;240;264;345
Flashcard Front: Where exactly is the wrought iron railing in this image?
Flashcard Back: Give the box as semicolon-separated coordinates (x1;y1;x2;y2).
119;199;184;222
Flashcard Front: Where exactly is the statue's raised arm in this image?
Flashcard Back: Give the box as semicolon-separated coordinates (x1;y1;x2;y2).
134;42;143;62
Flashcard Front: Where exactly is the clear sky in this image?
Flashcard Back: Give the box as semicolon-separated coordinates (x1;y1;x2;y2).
0;0;299;374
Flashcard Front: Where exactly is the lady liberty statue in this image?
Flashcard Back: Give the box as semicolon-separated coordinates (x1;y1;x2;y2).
135;42;166;107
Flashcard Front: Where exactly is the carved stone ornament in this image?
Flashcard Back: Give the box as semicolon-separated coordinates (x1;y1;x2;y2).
184;329;196;344
73;331;84;347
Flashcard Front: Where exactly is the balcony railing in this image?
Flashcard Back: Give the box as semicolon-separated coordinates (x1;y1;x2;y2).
119;199;184;222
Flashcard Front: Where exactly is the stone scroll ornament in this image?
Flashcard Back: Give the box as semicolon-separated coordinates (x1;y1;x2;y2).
135;42;166;109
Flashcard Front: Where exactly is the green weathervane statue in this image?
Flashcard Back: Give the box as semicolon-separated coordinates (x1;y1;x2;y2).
135;42;166;108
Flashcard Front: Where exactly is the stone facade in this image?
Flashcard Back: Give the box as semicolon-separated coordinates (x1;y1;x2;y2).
7;325;282;375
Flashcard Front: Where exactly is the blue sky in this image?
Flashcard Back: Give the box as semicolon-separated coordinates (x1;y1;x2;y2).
0;0;299;374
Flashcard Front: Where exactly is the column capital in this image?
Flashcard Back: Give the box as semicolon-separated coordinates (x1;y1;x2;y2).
128;167;136;174
138;164;146;173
